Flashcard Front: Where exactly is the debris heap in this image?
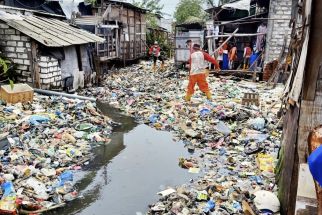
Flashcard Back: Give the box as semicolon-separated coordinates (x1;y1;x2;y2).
0;95;112;214
83;61;284;214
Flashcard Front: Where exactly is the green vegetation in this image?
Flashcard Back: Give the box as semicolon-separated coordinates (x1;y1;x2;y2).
174;0;206;24
133;0;164;28
0;48;17;88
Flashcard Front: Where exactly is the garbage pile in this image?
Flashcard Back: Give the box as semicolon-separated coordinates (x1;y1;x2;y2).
0;95;113;214
83;61;284;214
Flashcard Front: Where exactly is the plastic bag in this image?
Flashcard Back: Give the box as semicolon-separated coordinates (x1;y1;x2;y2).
149;114;159;123
248;117;265;130
58;171;73;187
257;153;274;173
0;196;16;214
203;200;215;213
28;115;50;126
215;121;231;135
1;182;15;198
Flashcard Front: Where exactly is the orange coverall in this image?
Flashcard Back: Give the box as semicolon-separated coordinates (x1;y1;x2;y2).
185;51;220;101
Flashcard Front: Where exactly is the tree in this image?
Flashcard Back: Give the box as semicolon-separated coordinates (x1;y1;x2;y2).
133;0;164;28
174;0;205;24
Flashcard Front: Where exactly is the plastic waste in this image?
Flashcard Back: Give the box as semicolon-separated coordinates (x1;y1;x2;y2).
25;177;49;200
257;153;274;173
28;115;50;126
1;182;15;197
248;117;265;130
0;196;17;214
203;200;215;213
215;121;231;135
200;108;211;117
58;171;74;187
254;190;280;213
197;190;208;201
149;114;159;123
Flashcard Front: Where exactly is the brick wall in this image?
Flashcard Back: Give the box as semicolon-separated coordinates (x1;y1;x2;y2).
0;22;32;83
264;0;292;63
38;56;62;90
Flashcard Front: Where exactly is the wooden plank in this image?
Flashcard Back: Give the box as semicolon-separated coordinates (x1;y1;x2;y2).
212;28;238;54
31;40;40;88
276;105;300;215
302;0;320;100
298;94;322;162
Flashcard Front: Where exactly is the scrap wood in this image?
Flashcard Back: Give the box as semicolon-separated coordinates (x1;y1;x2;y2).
20;203;66;214
212;28;239;55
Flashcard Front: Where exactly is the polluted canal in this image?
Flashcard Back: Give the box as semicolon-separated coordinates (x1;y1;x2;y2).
47;101;197;215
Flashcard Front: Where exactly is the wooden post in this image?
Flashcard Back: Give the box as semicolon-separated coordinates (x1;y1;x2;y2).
212;28;238;54
31;40;40;88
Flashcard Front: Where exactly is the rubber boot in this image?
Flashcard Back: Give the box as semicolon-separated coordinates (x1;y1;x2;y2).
185;93;192;102
206;92;212;100
161;62;165;71
152;63;157;72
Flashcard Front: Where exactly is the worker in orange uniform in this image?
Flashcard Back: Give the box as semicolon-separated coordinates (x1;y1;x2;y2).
243;42;252;70
149;41;164;71
228;42;237;69
185;44;220;102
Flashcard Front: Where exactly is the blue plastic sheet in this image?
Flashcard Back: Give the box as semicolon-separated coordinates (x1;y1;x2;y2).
1;181;15;197
200;108;210;117
149;114;159;123
58;171;74;187
203;200;215;213
29;115;50;126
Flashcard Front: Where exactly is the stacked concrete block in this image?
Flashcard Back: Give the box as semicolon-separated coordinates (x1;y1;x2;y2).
38;56;62;90
0;22;32;83
264;0;292;63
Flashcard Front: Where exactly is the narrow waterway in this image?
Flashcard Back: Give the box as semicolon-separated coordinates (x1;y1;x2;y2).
47;101;197;215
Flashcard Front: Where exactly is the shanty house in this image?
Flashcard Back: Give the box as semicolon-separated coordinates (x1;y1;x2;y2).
0;6;104;90
75;0;147;66
206;0;292;77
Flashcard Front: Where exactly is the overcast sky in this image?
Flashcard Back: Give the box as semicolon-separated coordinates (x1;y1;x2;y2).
160;0;180;17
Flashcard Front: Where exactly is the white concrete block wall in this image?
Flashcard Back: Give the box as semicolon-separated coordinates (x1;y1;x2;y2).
264;0;292;63
38;56;62;90
0;21;62;90
0;21;32;83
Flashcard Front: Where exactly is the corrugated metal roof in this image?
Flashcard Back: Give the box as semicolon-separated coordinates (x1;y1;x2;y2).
0;11;105;47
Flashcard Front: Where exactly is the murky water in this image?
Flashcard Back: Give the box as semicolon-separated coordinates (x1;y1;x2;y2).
47;102;197;215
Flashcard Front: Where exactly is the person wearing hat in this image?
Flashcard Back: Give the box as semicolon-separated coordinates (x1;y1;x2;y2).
185;43;220;102
186;39;193;54
149;41;164;71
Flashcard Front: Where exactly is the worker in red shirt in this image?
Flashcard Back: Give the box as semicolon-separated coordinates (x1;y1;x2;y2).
185;44;220;101
149;41;164;71
243;42;252;70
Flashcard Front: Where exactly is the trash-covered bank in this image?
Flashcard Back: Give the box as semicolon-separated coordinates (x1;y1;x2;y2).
82;61;284;214
0;96;113;214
